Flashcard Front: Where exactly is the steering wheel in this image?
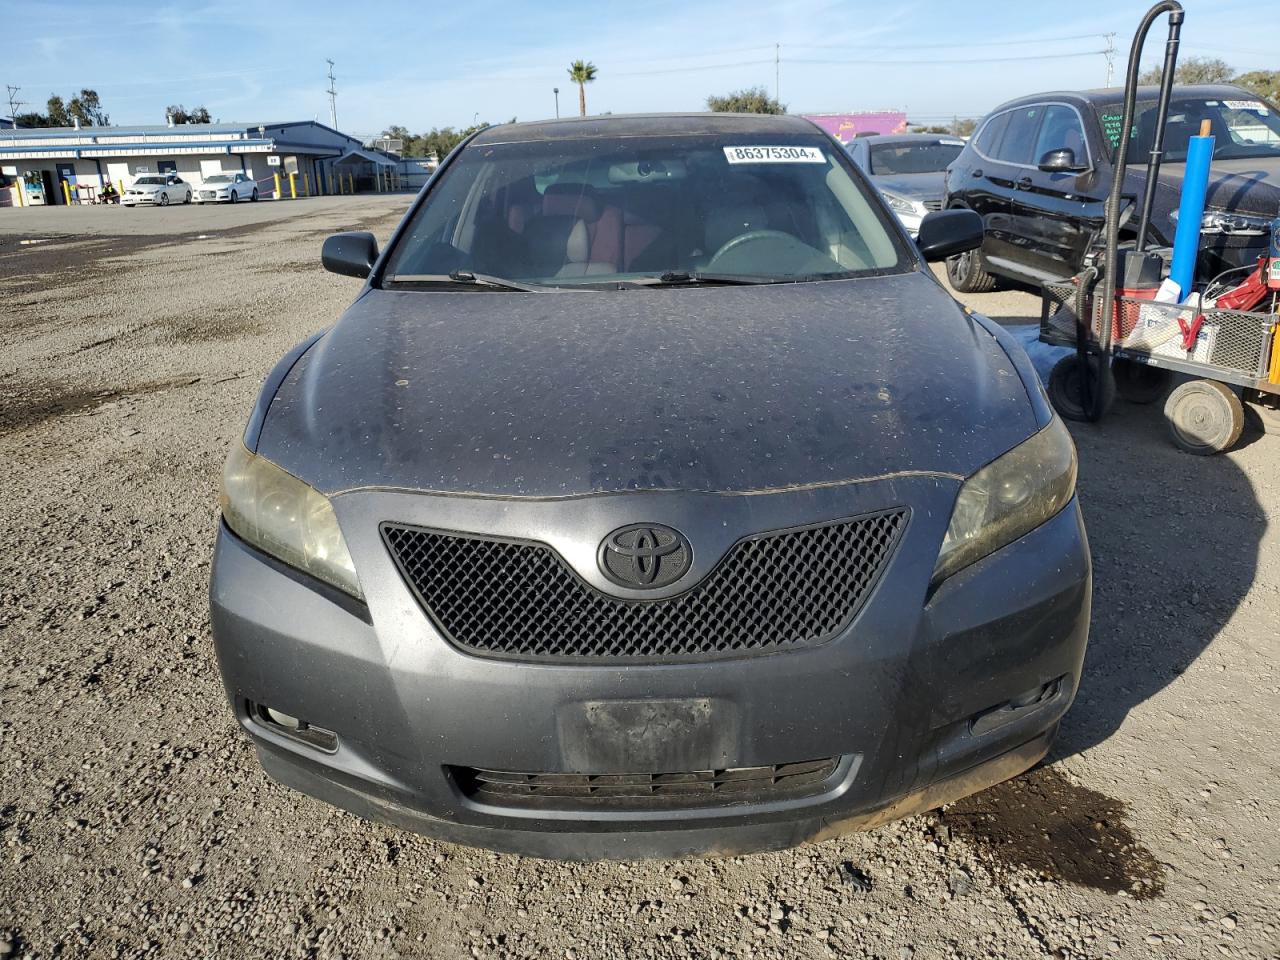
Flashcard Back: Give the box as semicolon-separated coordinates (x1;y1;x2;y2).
707;229;799;267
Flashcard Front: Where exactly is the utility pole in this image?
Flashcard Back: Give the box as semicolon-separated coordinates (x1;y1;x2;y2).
775;43;781;103
553;87;560;119
6;84;26;120
325;59;338;129
1103;33;1117;87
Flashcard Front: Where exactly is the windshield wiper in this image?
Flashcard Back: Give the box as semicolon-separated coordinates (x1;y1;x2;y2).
383;271;546;292
630;271;776;286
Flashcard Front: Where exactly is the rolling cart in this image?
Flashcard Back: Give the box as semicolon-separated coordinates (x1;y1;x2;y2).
1038;0;1280;454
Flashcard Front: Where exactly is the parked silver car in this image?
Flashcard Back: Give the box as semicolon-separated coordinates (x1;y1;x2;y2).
846;134;965;237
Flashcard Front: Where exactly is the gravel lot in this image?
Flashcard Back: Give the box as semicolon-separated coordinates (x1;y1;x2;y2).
1;197;1277;960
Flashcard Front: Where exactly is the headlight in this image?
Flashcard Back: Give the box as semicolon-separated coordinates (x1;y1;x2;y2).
220;443;362;598
881;190;917;215
1171;208;1270;237
933;417;1077;584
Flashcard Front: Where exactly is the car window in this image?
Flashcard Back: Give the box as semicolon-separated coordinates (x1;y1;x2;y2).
1033;105;1088;166
136;177;164;184
995;106;1043;165
1099;96;1280;163
974;112;1011;158
868;141;964;175
206;175;231;183
382;132;910;287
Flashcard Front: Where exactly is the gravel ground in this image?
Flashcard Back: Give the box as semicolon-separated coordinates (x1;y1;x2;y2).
1;197;1277;960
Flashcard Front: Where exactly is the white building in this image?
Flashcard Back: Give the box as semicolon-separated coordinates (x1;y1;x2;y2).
0;119;394;206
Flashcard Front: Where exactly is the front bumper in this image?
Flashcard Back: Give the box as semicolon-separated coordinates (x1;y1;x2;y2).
210;479;1091;860
122;193;157;205
194;191;231;203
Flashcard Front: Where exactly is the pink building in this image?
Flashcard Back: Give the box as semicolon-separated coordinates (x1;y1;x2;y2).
802;112;909;144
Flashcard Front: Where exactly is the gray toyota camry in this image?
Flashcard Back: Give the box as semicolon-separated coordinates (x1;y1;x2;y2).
211;113;1090;859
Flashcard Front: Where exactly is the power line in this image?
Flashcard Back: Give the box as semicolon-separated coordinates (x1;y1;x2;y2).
787;32;1107;51
1104;33;1117;87
790;49;1106;66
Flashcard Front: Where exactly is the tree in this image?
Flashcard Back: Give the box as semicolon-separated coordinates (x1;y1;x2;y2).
1233;69;1279;103
706;86;786;114
1138;55;1233;86
46;95;69;126
166;104;211;124
68;89;108;126
13;111;56;128
567;60;597;117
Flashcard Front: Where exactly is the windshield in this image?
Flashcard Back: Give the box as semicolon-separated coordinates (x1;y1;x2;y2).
1100;96;1280;163
381;131;908;287
869;140;964;175
204;175;232;183
136;177;165;185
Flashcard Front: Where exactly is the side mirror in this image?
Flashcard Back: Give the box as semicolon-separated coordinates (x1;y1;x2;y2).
1037;147;1089;173
322;231;378;279
916;208;983;262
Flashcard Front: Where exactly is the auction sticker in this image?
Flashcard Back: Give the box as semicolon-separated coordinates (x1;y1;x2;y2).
723;145;826;164
1222;100;1265;112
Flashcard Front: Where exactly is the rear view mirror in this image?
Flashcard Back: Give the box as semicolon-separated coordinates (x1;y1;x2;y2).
915;209;983;262
322;231;378;279
1037;148;1089;173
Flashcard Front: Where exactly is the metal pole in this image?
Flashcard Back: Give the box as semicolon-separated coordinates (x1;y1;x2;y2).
553;87;559;118
775;43;780;103
326;59;338;129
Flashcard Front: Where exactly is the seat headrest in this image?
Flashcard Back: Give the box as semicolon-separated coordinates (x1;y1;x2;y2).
542;183;601;222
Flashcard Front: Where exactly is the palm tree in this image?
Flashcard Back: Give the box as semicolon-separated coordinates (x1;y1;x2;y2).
567;60;597;117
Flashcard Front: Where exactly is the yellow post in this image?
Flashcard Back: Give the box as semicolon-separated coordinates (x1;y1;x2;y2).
62;180;72;205
288;172;297;199
375;168;382;193
273;172;281;198
117;179;125;198
13;179;23;207
347;172;355;194
303;172;310;197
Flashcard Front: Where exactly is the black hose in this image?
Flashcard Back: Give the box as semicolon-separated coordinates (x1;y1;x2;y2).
1135;10;1184;253
1089;0;1184;422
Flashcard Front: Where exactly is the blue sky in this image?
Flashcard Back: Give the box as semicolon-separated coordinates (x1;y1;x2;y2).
1;0;1271;136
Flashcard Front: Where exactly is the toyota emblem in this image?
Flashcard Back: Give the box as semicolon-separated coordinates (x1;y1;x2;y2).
598;523;693;589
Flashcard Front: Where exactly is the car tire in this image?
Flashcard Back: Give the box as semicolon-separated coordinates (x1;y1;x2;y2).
1048;354;1115;422
1164;379;1243;455
184;191;192;204
945;246;997;293
1114;359;1171;404
251;188;259;201
158;193;169;207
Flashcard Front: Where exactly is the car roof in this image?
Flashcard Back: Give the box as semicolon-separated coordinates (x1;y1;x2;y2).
470;112;823;145
856;133;966;146
987;83;1261;114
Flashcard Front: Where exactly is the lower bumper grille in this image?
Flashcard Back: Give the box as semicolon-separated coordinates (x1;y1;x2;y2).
923;199;943;211
452;758;841;810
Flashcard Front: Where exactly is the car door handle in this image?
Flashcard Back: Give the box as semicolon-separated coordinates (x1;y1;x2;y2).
1016;176;1033;190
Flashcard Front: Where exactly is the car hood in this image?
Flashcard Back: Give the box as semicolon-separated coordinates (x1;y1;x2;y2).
255;271;1039;498
131;184;162;192
871;172;946;201
1129;155;1280;220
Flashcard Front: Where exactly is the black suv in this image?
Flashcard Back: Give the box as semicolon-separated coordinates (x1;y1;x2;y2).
944;84;1280;292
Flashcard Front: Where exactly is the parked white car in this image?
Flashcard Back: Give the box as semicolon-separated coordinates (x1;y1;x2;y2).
194;172;259;203
122;173;191;207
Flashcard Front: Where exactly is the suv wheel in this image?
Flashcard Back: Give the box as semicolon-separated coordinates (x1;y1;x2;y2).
945;246;997;293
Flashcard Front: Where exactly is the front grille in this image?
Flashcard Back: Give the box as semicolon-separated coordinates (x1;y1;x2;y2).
923;199;943;212
452;758;841;810
382;510;906;662
200;190;216;198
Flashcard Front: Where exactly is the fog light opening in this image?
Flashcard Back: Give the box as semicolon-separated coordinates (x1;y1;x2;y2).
969;677;1065;737
248;701;339;753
